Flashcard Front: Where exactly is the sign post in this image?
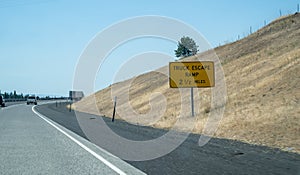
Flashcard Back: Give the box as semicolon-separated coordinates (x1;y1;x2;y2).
191;87;194;117
169;61;215;116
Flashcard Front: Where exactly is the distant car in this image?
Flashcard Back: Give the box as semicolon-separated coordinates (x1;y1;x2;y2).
0;95;5;107
27;96;37;105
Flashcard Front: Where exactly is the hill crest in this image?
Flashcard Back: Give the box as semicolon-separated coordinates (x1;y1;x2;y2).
75;13;300;153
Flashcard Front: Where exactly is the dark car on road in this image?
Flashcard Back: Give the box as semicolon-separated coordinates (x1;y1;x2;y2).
0;95;5;107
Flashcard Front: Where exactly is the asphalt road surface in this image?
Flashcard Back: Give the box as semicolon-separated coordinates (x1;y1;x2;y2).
0;100;52;108
35;103;300;175
0;103;145;175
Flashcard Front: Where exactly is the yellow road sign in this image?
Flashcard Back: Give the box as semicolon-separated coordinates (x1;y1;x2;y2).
169;61;215;88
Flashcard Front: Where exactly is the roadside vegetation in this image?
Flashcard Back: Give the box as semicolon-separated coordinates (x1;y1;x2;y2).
75;13;300;153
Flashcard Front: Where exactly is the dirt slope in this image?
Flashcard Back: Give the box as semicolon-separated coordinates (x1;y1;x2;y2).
75;13;300;153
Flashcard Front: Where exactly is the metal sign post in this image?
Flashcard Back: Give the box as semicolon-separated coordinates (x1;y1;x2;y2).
169;61;215;117
191;87;194;117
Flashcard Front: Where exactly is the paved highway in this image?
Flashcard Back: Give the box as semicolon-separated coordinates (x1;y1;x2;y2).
0;103;145;174
35;103;300;175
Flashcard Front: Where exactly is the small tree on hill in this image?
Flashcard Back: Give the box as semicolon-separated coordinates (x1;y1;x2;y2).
174;36;198;58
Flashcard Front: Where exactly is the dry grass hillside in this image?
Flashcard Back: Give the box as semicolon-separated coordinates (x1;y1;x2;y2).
75;13;300;153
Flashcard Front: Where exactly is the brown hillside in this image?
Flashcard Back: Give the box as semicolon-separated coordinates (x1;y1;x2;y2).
75;13;300;153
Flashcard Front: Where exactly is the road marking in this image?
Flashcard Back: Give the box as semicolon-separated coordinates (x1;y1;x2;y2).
32;106;127;175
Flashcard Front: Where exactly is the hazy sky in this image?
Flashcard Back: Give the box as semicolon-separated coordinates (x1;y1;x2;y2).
0;0;297;96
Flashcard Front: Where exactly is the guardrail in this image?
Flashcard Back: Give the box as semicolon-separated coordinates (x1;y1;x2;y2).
3;98;68;102
4;99;26;102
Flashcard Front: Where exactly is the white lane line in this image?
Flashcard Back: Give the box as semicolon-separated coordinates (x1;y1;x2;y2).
32;106;127;175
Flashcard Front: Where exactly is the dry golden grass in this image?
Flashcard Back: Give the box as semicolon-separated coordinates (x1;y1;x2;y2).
75;13;300;153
